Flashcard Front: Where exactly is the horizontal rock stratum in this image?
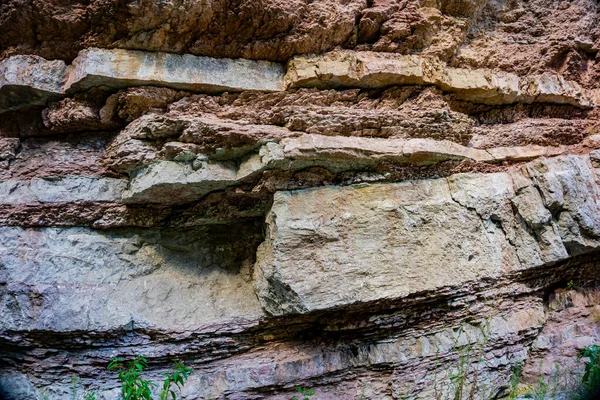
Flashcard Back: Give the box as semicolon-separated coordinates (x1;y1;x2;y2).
286;51;599;107
2;48;600;114
0;49;286;112
65;48;285;93
2;0;600;399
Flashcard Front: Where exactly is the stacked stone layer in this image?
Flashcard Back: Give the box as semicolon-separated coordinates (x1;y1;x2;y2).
2;1;600;399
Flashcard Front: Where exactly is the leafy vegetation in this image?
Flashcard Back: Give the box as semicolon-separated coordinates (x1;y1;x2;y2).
159;361;194;400
292;386;315;400
108;356;156;400
107;356;192;400
578;344;600;400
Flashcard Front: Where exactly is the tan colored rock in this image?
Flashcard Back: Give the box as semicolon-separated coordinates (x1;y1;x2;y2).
0;55;67;112
254;178;512;315
435;67;521;104
285;51;428;89
254;154;600;315
522;73;592;107
65;48;285;94
286;51;595;107
486;145;567;162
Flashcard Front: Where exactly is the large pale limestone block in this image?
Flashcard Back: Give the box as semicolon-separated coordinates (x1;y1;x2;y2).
0;55;67;112
254;179;514;315
65;48;285;93
0;225;264;332
254;155;600;315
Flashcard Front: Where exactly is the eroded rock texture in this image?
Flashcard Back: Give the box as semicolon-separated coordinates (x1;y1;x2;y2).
2;1;600;399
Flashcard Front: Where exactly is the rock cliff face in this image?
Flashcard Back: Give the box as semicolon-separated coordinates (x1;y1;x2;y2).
2;1;600;399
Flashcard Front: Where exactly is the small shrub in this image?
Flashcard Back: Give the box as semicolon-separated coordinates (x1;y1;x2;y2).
108;356;156;400
108;356;192;400
578;344;600;399
508;362;523;400
292;386;315;400
159;361;193;400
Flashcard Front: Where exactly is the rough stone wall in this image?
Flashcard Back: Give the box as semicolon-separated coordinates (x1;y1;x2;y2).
1;1;600;399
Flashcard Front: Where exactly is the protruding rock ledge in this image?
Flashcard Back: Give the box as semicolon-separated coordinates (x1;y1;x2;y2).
65;48;285;93
0;49;286;112
253;154;600;315
0;56;67;113
0;177;126;204
286;51;596;107
123;134;582;204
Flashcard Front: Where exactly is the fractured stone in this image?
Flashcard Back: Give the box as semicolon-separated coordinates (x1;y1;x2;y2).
0;55;67;113
286;51;596;107
0;177;126;204
124;133;579;205
0;225;264;332
253;154;600;315
65;48;285;93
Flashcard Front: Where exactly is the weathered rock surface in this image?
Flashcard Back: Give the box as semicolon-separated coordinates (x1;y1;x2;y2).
0;55;67;112
66;48;285;94
254;154;600;315
2;1;600;399
286;51;596;107
0;224;264;333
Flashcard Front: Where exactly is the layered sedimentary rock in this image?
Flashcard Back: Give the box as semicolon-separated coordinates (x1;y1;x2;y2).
2;1;600;399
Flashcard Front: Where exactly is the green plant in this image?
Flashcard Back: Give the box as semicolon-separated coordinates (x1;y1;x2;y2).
85;393;97;400
567;280;576;290
71;375;80;400
508;362;523;400
37;388;50;400
528;362;549;400
108;356;193;400
578;344;600;399
292;386;315;400
159;361;193;400
108;356;156;400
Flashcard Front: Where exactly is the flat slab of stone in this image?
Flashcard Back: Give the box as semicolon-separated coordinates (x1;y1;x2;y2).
65;48;285;93
0;177;126;204
0;55;67;112
254;154;600;315
123;160;239;203
124;133;580;205
286;51;595;107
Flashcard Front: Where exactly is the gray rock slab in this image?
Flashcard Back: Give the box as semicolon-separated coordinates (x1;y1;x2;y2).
0;225;264;332
65;48;285;93
0;55;67;112
0;177;127;204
